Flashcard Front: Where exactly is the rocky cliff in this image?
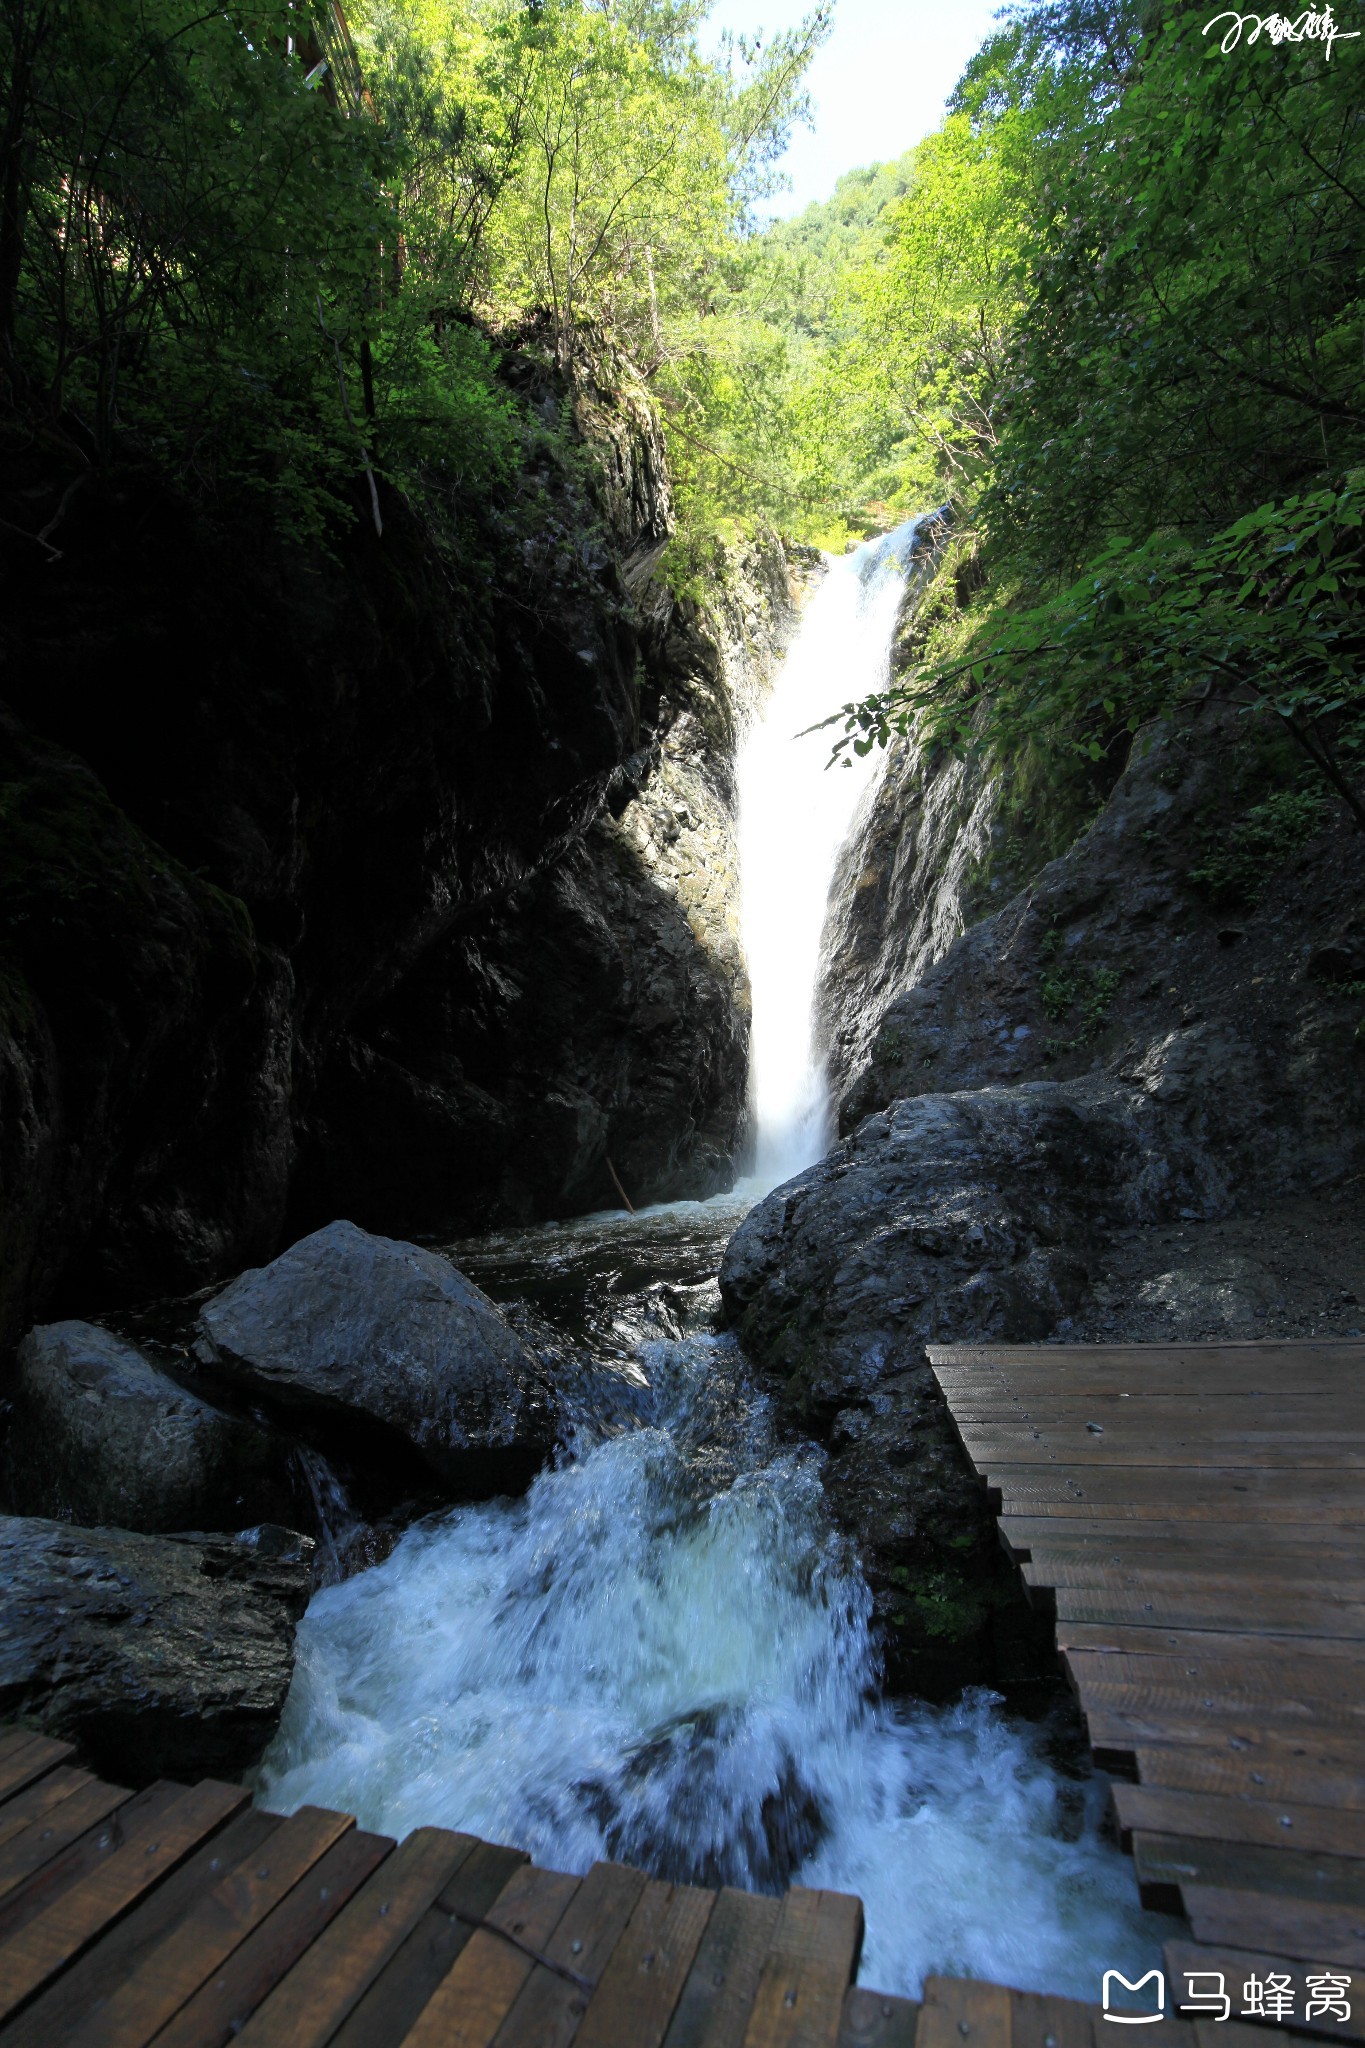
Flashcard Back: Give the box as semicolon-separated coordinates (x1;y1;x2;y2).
0;342;798;1357
300;530;800;1228
724;637;1365;1697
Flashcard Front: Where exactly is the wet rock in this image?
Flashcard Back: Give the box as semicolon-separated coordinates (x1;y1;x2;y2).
0;1516;312;1783
720;1079;1220;1695
0;711;292;1359
587;1719;824;1892
818;733;996;1104
0;345;792;1350
194;1220;553;1497
3;1321;295;1534
832;718;1365;1198
299;536;804;1229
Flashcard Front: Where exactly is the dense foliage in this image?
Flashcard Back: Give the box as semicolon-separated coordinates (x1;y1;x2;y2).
0;0;825;546
810;0;1365;820
3;0;1361;813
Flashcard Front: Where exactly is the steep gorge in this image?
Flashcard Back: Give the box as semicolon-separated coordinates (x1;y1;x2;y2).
723;553;1365;1693
0;343;799;1356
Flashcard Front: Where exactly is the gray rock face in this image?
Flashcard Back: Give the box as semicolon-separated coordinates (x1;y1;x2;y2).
720;1078;1221;1696
733;698;1365;1702
833;720;1365;1195
724;1079;1222;1392
0;341;790;1354
299;535;805;1228
0;1517;311;1783
194;1221;552;1495
818;734;995;1103
4;1321;295;1534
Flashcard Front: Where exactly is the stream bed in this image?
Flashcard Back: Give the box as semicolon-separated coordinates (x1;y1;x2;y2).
255;1194;1173;2001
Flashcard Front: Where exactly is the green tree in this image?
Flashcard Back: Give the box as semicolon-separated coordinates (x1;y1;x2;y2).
988;1;1365;577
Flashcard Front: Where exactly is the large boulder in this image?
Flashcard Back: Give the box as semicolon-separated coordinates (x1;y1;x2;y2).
193;1220;553;1497
0;1517;312;1783
3;1321;296;1533
720;1078;1222;1697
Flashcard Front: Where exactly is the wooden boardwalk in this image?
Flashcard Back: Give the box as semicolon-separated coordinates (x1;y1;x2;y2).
929;1339;1365;2039
1;1336;1360;2044
0;1721;1229;2048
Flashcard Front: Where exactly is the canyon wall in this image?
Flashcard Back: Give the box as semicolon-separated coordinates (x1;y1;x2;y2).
0;345;798;1355
723;557;1365;1698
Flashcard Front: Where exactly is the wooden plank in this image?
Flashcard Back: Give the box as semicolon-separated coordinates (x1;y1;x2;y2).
1001;1495;1363;1524
1189;2026;1281;2048
963;1433;1365;1470
949;1388;1362;1413
0;1773;133;1902
152;1827;396;2048
948;1384;1361;1410
941;1377;1364;1404
57;1805;354;2048
837;1987;920;2048
1112;1782;1365;1858
0;1768;104;1853
1075;1686;1365;1751
1035;1564;1365;1613
1058;1621;1365;1663
932;1365;1365;1387
1087;1703;1365;1773
1067;1651;1365;1705
930;1334;1365;1350
575;1879;716;2048
329;1840;529;2048
661;1886;783;2048
1039;1589;1365;1638
1170;1941;1358;2039
929;1339;1365;1367
0;1807;284;2048
914;1977;1011;2048
999;1517;1362;1557
493;1859;647;2048
0;1778;248;2024
232;1825;477;2048
1056;1588;1365;1641
0;1734;77;1806
987;1469;1365;1520
0;1783;186;1948
1165;1940;1365;2041
1072;1667;1365;1730
947;1397;1365;1423
1133;1831;1365;1914
1134;1745;1365;1811
741;1886;864;2048
396;1862;581;2048
1017;1539;1365;1573
1008;1987;1092;2048
967;1424;1365;1455
1182;1883;1365;1967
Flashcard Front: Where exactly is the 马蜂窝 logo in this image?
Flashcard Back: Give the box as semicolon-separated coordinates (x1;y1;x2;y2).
1102;1972;1167;2024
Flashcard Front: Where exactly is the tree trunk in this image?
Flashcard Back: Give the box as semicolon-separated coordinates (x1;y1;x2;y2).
0;0;40;383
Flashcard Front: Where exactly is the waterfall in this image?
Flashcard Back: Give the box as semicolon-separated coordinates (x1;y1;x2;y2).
738;521;928;1184
253;510;1170;2004
256;1294;1166;1998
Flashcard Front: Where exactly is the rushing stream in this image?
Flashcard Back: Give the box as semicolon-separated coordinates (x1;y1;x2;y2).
256;528;1171;1999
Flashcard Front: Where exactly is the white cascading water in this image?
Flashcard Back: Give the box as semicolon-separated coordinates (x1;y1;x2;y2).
255;523;1170;1998
739;524;920;1183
